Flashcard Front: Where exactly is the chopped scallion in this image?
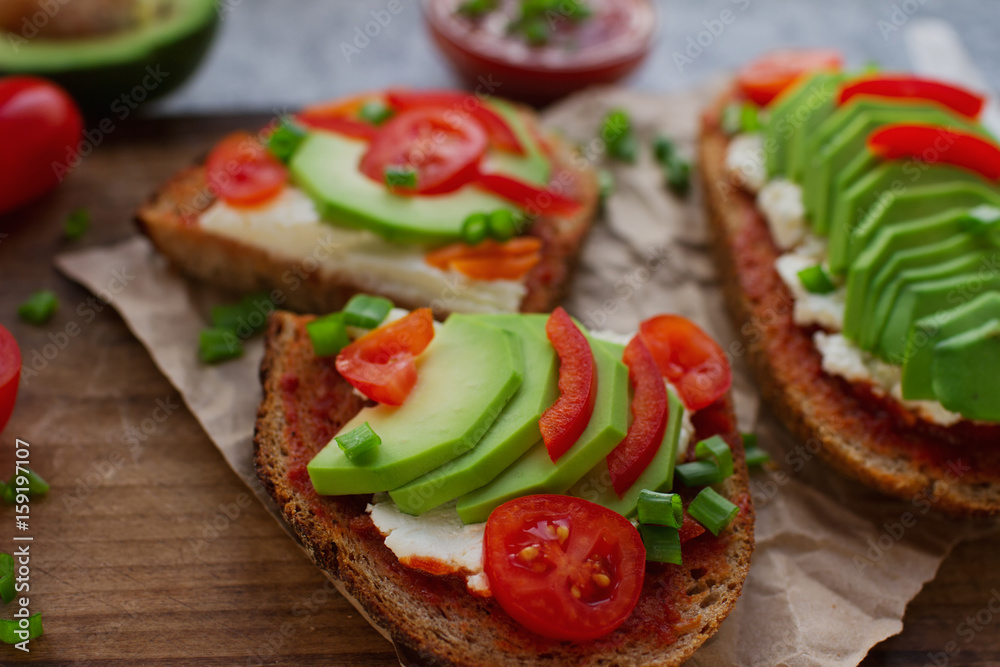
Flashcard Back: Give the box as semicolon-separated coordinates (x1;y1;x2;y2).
359;100;394;126
267;119;308;163
306;313;349;357
198;328;243;364
687;487;739;536
639;524;682;564
20;467;49;496
17;290;58;325
653;136;675;164
597;169;614;202
745;446;770;468
211;292;273;336
456;0;497;17
797;265;837;294
636;490;683;528
384;166;418;190
675;460;723;487
695;435;734;479
487;209;518;241
336;421;381;462
602;109;637;163
721;102;761;135
665;156;691;196
342;295;393;329
461;212;490;245
64;208;90;241
0;611;43;644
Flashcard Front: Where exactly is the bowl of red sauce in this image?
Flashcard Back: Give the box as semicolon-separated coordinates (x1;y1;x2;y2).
424;0;656;106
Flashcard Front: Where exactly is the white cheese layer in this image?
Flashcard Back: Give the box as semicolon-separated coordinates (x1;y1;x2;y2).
757;178;808;250
774;246;846;332
199;187;526;314
725;132;767;194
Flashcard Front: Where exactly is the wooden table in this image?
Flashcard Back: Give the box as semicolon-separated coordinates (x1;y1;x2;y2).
1;114;998;666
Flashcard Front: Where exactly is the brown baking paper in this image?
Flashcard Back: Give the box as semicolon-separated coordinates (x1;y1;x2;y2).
56;84;998;667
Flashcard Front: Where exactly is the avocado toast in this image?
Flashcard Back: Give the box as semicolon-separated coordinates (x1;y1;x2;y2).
137;89;598;317
700;53;1000;515
254;302;754;666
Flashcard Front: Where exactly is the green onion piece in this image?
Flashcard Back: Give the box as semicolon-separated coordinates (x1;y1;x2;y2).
0;612;43;644
688;487;739;536
721;102;761;135
342;295;393;329
456;0;497;17
487;209;518;241
695;435;734;480
797;265;837;294
675;460;723;487
336;421;381;462
198;328;244;364
653;136;675;164
520;18;550;46
566;1;591;21
64;208;90;241
306;314;349;357
19;468;49;496
602;109;637;163
359;100;395;126
17;290;58;325
597;169;614;202
384;166;417;190
267;119;308;163
211;292;272;336
638;524;682;565
741;432;757;448
745;446;770;468
0;553;14;603
636;490;683;528
462;212;490;245
665;157;691;196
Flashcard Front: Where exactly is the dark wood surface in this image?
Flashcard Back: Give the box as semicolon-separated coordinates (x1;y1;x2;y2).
1;114;999;666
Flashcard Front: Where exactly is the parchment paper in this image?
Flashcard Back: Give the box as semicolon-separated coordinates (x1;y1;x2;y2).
56;84;998;667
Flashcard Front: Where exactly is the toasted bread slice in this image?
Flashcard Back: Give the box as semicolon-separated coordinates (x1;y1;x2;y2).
254;311;754;667
698;97;1000;517
135;107;598;317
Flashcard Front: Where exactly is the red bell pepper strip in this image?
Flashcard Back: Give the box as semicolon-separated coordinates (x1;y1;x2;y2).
475;172;581;217
867;124;1000;181
838;75;984;118
539;308;597;462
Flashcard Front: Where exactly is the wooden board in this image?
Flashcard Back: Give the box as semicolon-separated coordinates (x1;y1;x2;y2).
0;114;998;666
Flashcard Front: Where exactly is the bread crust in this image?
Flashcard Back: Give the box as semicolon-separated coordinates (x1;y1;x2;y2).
135;107;598;317
254;311;754;666
698;100;1000;517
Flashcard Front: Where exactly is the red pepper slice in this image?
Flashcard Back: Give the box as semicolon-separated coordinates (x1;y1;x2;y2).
386;89;525;154
539;308;597;463
679;512;707;543
0;325;21;435
475;172;581;217
606;336;669;496
639;315;732;411
334;308;435;406
867;124;1000;181
296;113;379;141
839;75;985;118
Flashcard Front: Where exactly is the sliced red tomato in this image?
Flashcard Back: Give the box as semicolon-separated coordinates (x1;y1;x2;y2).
679;512;706;543
483;494;645;641
0;325;21;434
359;107;488;194
838;75;984;118
867;124;1000;181
334;308;435;406
424;237;543;280
206;132;288;207
297;113;379;140
386;89;525;154
539;308;597;462
639;315;732;411
606;336;669;496
476;172;581;217
737;49;843;106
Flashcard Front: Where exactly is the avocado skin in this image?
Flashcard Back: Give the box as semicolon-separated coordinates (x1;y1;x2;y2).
931;319;1000;421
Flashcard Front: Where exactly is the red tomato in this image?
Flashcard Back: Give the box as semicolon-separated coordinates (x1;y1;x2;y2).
867;124;1000;181
737;49;843;106
838;75;985;118
639;315;732;411
679;513;706;543
359;107;487;194
206;132;288;207
606;336;668;496
386;89;525;154
335;308;435;406
539;308;597;462
0;76;83;215
475;172;581;217
296;113;379;141
483;494;645;641
0;325;21;434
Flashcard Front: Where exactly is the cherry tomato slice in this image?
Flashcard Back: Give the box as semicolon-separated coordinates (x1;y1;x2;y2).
386;89;525;154
475;172;581;217
359;107;488;194
679;512;706;543
737;49;843;106
483;494;645;641
0;325;21;434
838;75;985;118
639;315;732;411
335;308;435;406
539;308;597;463
606;336;669;496
867;124;1000;181
206;132;288;207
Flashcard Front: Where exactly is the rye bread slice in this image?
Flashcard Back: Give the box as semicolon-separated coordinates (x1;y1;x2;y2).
698;96;1000;517
254;310;755;666
135;106;598;317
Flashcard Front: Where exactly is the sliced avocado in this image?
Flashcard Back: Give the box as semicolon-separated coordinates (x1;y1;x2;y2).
845;182;1000;270
455;337;630;525
388;314;558;515
930;319;1000;421
307;315;524;495
902;293;1000;400
482;99;551;186
568;389;685;518
767;72;844;181
875;266;1000;362
844;207;1000;338
291;132;520;244
0;0;218;112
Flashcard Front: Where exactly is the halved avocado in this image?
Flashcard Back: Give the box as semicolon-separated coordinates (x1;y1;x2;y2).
0;0;218;112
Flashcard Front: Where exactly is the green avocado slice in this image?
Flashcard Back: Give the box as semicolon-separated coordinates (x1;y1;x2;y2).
930;319;1000;421
455;337;630;525
764;71;843;178
387;314;558;515
307;315;524;495
902;293;1000;400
